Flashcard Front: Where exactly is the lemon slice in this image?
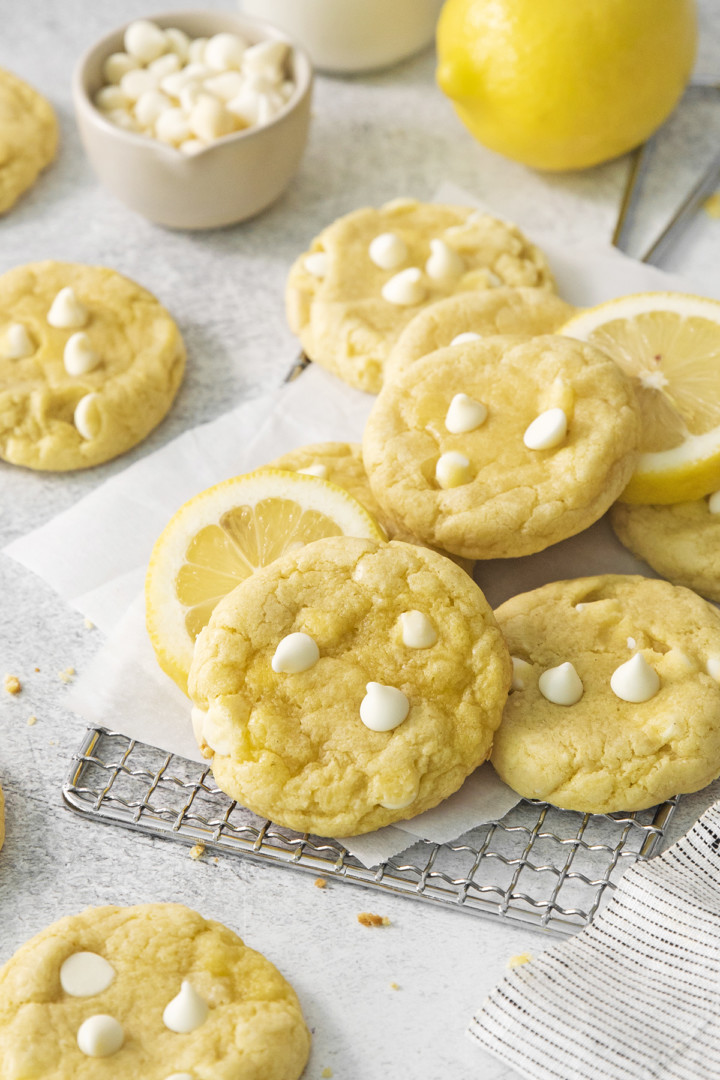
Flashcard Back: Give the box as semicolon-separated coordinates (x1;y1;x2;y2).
146;469;385;694
560;293;720;503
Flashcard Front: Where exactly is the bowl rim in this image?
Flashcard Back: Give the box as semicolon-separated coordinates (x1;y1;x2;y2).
72;8;314;158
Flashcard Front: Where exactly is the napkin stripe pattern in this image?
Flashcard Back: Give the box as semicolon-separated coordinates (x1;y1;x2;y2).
469;803;720;1080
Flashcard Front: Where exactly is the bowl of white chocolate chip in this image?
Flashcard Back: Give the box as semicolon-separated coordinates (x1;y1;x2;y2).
73;11;313;229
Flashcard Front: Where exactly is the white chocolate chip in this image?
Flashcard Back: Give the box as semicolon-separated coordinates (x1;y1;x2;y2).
708;490;720;514
360;682;410;732
445;393;487;434
627;636;637;650
64;332;101;376
435;451;471;489
102;52;139;85
190;706;207;745
303;253;329;279
124;20;168;65
369;233;407;271
163;982;209;1033
382;268;426;306
243;39;289;77
120;67;160;103
257;93;283;125
148;53;181;80
77;1015;124;1057
60;953;116;997
155;107;191;145
399;611;437;649
188;37;209;64
450;331;481;346
48;287;88;329
297;463;327;478
523;407;568;451
610;653;660;703
226;87;261;126
379;791;417;810
188;96;235;141
179;83;204;114
135;90;173;129
203;711;233;756
426;238;465;281
707;657;720;682
165;27;191;62
179;139;206;156
272;632;320;673
3;323;34;360
204;71;245;102
511;657;533;691
160;70;191;99
205;32;248;71
74;393;102;440
106;108;141;132
94;85;128;112
538;662;583;705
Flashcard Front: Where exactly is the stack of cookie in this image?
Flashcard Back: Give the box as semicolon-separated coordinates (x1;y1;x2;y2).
143;199;720;841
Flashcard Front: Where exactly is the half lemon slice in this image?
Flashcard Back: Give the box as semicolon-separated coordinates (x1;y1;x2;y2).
560;292;720;503
146;469;385;694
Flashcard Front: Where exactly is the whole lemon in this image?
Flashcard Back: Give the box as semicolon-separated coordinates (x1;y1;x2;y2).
437;0;697;171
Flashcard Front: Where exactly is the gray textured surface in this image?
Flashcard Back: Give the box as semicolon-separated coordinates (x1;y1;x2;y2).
1;3;720;1078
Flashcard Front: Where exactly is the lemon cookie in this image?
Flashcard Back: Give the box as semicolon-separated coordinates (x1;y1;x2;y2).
491;575;720;813
0;69;58;215
267;441;474;574
611;496;720;602
385;286;575;380
0;261;185;470
0;902;310;1079
363;335;640;560
286;199;555;393
189;536;511;836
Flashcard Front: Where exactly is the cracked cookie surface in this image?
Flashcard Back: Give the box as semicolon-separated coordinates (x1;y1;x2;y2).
0;902;310;1080
491;575;720;813
0;68;57;215
611;498;720;602
0;261;185;470
189;536;511;836
386;286;574;380
286;199;555;394
363;334;640;560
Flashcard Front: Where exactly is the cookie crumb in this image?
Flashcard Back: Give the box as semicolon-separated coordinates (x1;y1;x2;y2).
321;1069;333;1078
34;667;40;672
357;912;390;927
27;715;37;726
704;192;720;219
4;674;21;695
84;617;95;630
314;877;327;889
58;667;75;684
390;981;400;990
49;739;57;746
189;843;205;860
507;953;532;969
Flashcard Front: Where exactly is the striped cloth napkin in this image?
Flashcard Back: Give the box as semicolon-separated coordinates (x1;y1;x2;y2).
469;801;720;1080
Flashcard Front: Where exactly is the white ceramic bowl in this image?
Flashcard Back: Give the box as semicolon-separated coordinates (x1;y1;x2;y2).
241;0;444;74
73;11;313;229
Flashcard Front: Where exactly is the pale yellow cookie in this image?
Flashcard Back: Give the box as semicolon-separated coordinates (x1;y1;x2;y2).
0;68;57;215
491;575;720;813
267;441;475;574
362;335;640;560
0;261;185;470
385;287;575;380
610;498;720;602
286;199;555;394
189;536;511;836
0;903;310;1079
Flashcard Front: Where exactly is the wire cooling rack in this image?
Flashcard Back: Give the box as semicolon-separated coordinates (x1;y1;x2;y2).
63;727;678;936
